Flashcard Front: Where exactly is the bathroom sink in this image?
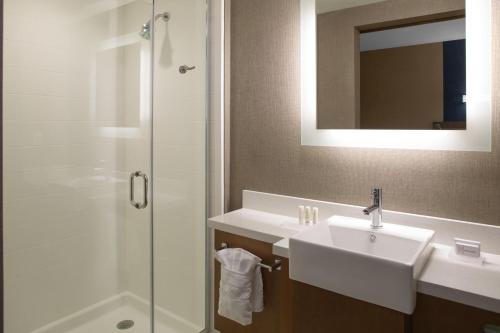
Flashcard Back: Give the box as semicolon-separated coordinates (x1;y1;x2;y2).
289;215;435;314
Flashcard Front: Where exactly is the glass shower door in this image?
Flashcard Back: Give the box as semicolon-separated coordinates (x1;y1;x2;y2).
3;1;154;332
152;0;207;332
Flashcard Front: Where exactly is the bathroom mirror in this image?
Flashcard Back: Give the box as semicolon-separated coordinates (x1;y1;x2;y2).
301;0;492;150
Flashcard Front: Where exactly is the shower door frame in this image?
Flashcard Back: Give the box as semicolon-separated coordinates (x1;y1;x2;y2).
149;0;226;332
203;0;226;332
0;0;4;331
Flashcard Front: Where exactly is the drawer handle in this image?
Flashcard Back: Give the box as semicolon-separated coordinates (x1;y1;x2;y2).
217;242;282;272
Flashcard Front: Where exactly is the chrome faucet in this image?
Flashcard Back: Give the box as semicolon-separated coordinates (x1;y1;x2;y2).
363;187;382;229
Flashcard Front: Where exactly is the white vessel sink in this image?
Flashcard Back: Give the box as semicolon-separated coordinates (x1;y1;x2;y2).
289;215;435;314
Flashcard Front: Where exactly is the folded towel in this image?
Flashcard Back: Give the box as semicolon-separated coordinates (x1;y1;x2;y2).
215;248;264;326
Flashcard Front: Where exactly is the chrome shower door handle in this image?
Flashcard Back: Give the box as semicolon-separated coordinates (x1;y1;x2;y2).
130;171;148;209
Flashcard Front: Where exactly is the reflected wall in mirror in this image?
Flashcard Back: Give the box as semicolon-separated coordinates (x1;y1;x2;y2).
316;0;466;130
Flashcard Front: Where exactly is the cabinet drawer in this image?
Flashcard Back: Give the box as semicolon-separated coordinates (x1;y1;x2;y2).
413;293;500;333
290;279;410;333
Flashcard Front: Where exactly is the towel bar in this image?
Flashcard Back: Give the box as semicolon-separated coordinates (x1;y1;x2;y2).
217;242;282;272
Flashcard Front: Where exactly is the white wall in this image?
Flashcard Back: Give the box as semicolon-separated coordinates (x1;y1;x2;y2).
360;18;466;52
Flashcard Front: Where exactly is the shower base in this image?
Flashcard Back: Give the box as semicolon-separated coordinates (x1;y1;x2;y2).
63;305;167;333
30;293;202;333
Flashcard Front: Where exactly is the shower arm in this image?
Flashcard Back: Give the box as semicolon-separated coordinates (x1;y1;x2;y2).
140;12;170;40
144;12;170;29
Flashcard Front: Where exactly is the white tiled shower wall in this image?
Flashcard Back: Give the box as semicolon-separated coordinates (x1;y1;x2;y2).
4;1;130;332
3;0;211;332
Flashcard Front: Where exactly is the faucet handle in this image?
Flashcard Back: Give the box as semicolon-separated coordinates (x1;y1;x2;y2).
371;187;382;206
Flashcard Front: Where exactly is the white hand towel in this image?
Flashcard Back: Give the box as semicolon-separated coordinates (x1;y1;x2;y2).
215;248;264;326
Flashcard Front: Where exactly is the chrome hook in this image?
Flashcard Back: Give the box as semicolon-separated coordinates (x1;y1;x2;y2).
179;65;196;74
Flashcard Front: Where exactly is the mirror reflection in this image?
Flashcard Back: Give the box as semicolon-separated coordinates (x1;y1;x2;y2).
316;0;466;130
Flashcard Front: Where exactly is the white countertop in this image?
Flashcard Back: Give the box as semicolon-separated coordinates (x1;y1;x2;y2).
208;208;308;242
418;244;500;314
208;206;500;314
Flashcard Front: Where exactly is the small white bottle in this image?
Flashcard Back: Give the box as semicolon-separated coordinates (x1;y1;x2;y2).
305;206;312;225
312;207;319;225
298;205;305;224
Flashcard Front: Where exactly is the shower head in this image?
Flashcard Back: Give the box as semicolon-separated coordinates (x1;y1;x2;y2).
139;12;170;40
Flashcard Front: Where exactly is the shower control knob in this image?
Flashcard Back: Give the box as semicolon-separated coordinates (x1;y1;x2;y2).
179;65;196;74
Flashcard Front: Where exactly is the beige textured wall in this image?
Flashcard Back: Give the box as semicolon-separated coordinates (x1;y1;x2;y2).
228;0;500;226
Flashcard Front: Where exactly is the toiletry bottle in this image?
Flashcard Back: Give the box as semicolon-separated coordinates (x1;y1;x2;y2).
298;206;305;224
312;207;319;224
305;206;312;225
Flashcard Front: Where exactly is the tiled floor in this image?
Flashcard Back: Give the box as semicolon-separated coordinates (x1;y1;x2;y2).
65;305;177;333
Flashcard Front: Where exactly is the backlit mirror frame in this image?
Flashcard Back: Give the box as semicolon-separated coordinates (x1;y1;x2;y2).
300;0;492;151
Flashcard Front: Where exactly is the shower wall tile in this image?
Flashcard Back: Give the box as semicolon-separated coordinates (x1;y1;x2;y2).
4;0;214;331
154;120;205;145
2;1;149;332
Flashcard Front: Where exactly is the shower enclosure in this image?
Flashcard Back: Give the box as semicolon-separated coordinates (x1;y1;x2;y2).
3;0;212;332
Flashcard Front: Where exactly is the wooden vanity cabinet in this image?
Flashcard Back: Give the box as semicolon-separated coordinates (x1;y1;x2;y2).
213;231;500;333
289;280;410;333
412;293;500;333
213;230;408;333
